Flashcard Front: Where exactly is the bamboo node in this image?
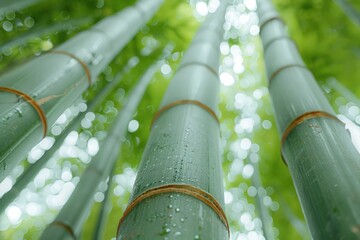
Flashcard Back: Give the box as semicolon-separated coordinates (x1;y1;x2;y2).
0;87;47;138
177;61;219;78
281;111;343;165
263;36;296;53
151;99;219;127
259;15;284;32
117;184;230;238
269;64;308;84
49;50;92;86
51;220;76;239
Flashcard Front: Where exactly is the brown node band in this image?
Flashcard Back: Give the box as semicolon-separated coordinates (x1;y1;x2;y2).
151;99;219;127
50;50;92;86
117;184;230;238
263;36;295;53
51;221;76;239
177;61;219;78
0;87;47;138
269;64;308;84
259;15;284;32
281;111;342;165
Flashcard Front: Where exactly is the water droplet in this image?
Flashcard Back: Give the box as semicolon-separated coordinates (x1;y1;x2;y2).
174;231;181;237
15;108;23;117
194;235;200;239
175;208;180;212
172;223;176;227
168;205;173;209
180;218;185;222
169;195;173;198
165;228;171;233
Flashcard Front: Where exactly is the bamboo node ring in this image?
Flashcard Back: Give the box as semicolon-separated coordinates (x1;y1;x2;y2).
177;61;219;78
281;111;342;165
259;15;284;32
0;87;47;138
50;50;92;86
117;184;230;238
151;99;219;127
51;221;76;239
269;64;308;84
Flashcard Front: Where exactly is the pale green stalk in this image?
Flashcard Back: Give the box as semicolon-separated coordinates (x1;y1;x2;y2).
118;3;229;239
0;0;163;181
257;0;360;238
40;59;162;240
0;58;136;214
0;0;42;15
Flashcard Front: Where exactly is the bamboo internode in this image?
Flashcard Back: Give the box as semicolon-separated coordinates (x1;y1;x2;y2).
151;99;220;127
281;111;342;146
117;184;230;237
49;50;92;86
0;87;48;137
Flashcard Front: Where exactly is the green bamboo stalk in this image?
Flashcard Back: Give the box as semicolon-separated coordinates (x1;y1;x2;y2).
334;0;360;26
279;197;311;238
251;162;274;240
0;58;136;215
257;0;360;239
117;3;229;240
0;0;42;15
40;59;162;240
92;46;173;240
327;78;360;108
93;168;115;240
0;17;93;53
0;0;163;182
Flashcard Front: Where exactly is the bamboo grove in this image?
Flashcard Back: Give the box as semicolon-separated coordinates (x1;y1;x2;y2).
1;0;360;239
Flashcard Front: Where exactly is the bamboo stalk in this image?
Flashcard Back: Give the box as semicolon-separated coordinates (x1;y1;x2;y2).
327;78;360;108
93;169;115;240
334;0;360;26
251;162;274;240
0;0;42;15
0;58;137;214
40;59;162;240
0;0;163;182
257;0;360;238
0;17;93;53
117;3;229;240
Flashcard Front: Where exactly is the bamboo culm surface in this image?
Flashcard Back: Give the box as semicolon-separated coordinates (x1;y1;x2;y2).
257;0;360;239
0;0;163;182
118;3;229;240
0;58;138;214
40;58;163;240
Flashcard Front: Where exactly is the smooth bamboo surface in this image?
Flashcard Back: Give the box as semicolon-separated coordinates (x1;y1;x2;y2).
0;0;163;181
0;68;129;214
257;0;360;238
118;3;228;240
40;61;161;240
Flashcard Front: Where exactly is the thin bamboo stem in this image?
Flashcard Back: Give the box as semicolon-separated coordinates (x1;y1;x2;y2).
40;59;162;240
334;0;360;26
251;163;274;240
0;0;42;15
